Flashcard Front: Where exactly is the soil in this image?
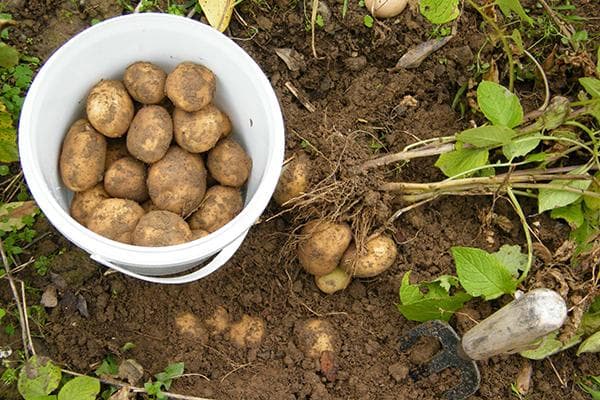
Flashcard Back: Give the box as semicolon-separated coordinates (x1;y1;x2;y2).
1;0;599;399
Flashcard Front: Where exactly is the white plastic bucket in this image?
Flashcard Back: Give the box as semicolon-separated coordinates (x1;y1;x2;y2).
19;14;285;284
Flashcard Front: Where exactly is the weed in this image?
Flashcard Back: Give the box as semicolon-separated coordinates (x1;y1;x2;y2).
33;255;51;276
363;14;373;28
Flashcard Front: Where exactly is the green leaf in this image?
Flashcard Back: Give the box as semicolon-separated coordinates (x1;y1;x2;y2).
433;275;460;292
57;376;100;400
94;355;118;377
419;0;460;24
0;42;19;68
0;308;5;322
577;331;600;355
363;14;373;28
155;362;184;390
0;103;18;163
452;247;517;300
551;201;584;228
17;356;62;399
581;311;600;336
580;77;600;98
511;29;524;54
520;332;563;360
457;125;515;147
397;272;471;322
578;376;600;400
496;0;533;25
435;147;489;177
538;176;592;213
477;81;523;128
491;245;527;277
0;201;39;232
502;133;541;159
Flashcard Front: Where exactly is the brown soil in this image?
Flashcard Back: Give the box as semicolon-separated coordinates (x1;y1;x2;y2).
1;0;599;399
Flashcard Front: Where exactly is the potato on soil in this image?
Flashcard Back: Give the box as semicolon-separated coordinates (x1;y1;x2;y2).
132;210;192;247
191;229;209;240
273;152;310;206
87;198;144;244
297;220;352;276
207;138;252;187
228;315;265;348
104;156;149;203
86;80;134;138
127;105;173;163
69;183;110;225
147;145;207;216
123;61;167;104
315;267;351;294
60;119;106;192
188;186;243;233
165;62;216;112
173;104;231;153
295;319;339;359
340;234;397;278
205;306;231;335
105;138;129;169
175;313;208;342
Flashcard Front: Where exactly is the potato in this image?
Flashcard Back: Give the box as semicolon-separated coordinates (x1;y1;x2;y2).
147;145;207;216
191;229;210;240
86;80;134;138
87;198;144;244
365;0;407;18
60;119;106;192
104;156;149;203
273;152;310;206
188;186;243;233
340;234;397;278
141;200;160;213
295;319;339;359
207;138;251;187
297;220;352;276
165;62;216;112
105;138;129;169
69;183;110;225
173;104;231;153
123;61;167;104
228;315;265;348
315;267;351;294
132;210;192;247
126;105;173;163
205;306;231;335
175;313;207;342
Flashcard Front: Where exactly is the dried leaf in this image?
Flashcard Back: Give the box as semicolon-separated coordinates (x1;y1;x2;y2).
76;294;89;318
198;0;234;32
109;387;131;400
40;286;58;308
515;360;532;395
274;48;306;72
0;201;38;232
118;359;144;385
392;35;453;70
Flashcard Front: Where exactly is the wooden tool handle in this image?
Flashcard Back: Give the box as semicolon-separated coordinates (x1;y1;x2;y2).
461;289;567;360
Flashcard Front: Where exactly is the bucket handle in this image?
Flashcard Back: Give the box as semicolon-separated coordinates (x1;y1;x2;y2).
90;230;248;284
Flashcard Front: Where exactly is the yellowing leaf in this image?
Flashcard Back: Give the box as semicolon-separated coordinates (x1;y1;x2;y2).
0;201;39;232
198;0;234;32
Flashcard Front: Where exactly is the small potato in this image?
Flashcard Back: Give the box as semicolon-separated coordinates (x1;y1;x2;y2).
365;0;407;18
69;183;109;225
175;313;207;343
340;235;397;278
273;152;310;206
104;156;149;203
123;61;167;104
298;220;352;276
207;138;251;187
228;315;266;348
173;105;232;153
132;210;192;247
205;306;231;335
147;145;207;216
127;106;173;163
165;62;216;112
87;198;144;244
188;186;243;233
60;119;106;192
86;80;134;138
191;229;210;240
315;267;351;294
295;319;339;359
105;138;129;169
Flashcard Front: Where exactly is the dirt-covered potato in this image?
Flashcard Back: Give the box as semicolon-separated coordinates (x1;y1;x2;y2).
60;119;106;192
69;183;110;225
123;61;167;104
173;105;231;153
228;315;266;348
207;138;251;187
105;138;129;169
188;186;243;233
132;210;192;246
175;313;207;342
147;145;207;216
205;306;231;335
273;152;310;206
315;267;351;294
191;229;209;240
298;220;352;276
165;62;216;112
104;156;148;203
126;106;173;163
86;80;134;138
87;198;144;244
340;235;397;278
295;319;339;359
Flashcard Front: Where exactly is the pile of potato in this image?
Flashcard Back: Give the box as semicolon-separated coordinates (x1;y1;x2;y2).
59;61;252;247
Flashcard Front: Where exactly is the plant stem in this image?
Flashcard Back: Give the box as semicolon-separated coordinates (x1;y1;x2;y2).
360;143;456;171
507;188;532;284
